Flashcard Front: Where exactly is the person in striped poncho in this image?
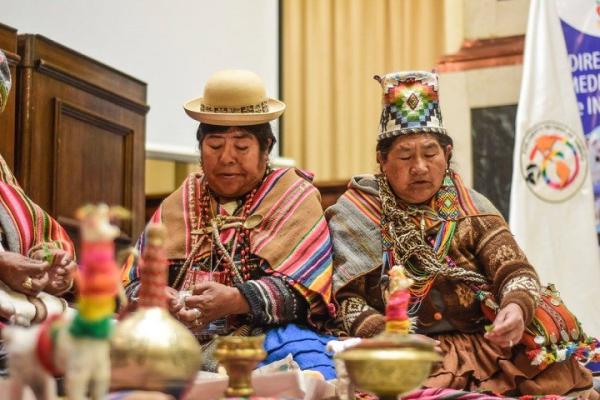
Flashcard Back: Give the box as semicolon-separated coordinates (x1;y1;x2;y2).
0;50;76;375
121;70;336;377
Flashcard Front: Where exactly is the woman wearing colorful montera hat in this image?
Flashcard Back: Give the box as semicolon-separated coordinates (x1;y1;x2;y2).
327;71;598;397
122;69;336;377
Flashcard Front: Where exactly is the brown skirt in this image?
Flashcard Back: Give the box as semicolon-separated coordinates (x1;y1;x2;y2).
425;332;595;397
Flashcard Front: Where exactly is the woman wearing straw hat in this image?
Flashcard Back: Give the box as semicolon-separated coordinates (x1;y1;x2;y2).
327;71;597;397
122;69;336;377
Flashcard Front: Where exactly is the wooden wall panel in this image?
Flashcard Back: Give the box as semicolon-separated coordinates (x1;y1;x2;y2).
0;23;20;171
53;100;134;244
16;34;148;246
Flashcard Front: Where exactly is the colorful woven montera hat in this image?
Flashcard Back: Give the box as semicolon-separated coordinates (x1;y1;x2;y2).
0;50;11;114
375;71;447;141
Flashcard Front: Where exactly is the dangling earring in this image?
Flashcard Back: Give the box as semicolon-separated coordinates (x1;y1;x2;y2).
445;162;452;175
442;166;453;186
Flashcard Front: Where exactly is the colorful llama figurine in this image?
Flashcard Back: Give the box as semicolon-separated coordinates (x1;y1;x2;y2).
384;265;414;334
1;204;128;400
63;204;128;400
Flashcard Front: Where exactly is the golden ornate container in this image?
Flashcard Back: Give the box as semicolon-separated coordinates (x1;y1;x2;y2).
110;307;203;394
336;332;440;400
213;335;267;397
110;224;203;396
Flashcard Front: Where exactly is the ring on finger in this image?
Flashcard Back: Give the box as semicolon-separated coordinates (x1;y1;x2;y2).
22;277;34;291
192;309;203;327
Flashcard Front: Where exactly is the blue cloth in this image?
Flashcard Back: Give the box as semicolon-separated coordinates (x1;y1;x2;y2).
261;323;337;380
587;360;600;374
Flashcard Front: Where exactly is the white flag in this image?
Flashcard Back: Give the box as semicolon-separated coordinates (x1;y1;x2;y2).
510;0;600;336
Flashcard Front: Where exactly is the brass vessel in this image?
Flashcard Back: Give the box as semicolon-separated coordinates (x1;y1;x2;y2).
110;307;203;394
336;332;440;400
213;335;267;397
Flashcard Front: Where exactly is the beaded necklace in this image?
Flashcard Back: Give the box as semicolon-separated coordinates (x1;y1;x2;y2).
173;177;259;289
377;173;488;313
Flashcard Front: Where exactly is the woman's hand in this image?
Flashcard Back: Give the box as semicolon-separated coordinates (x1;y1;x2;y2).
484;303;525;348
165;286;184;315
175;307;204;330
171;289;203;329
0;251;50;296
183;281;250;325
31;248;76;295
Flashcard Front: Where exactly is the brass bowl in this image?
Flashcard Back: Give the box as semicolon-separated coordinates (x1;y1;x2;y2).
110;307;202;395
213;335;267;397
335;333;440;400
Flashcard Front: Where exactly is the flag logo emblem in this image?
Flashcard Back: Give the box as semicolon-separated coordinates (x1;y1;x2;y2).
520;121;588;202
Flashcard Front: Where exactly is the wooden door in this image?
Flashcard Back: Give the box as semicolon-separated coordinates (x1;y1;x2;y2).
16;35;148;247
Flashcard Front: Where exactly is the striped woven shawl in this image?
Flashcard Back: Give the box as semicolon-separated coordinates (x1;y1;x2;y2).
326;171;500;296
0;155;74;256
122;167;334;321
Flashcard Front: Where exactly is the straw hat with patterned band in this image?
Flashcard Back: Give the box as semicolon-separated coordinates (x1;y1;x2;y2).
375;70;447;142
183;69;286;126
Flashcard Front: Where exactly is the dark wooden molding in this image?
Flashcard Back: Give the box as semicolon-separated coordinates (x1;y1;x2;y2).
315;180;348;210
16;66;33;186
437;35;525;73
52;98;135;237
38;60;150;115
3;49;20;66
0;22;17;34
0;22;17;54
22;34;146;86
0;23;19;171
56;98;134;136
315;180;349;190
145;193;170;222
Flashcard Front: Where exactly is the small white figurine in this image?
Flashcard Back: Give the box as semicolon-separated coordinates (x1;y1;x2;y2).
2;317;67;400
2;204;128;400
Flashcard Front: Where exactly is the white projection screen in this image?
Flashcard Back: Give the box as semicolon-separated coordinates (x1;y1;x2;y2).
1;0;280;161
